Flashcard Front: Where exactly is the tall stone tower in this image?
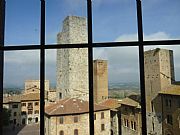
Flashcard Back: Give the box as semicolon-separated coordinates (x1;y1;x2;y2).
56;16;88;101
93;60;108;103
144;48;175;135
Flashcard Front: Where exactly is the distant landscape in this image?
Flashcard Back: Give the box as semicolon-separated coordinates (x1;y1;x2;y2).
108;82;140;99
4;82;140;99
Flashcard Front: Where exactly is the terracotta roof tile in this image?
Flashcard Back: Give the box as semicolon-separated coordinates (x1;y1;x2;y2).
21;93;40;101
3;92;45;103
45;98;109;116
119;97;141;108
3;95;21;103
100;99;121;109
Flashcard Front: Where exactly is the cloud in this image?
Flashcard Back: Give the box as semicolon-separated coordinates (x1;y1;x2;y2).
115;31;171;42
4;49;56;88
4;32;180;87
94;31;180;82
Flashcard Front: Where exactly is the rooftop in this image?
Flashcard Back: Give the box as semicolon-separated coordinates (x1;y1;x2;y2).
45;98;109;116
3;95;21;103
100;98;121;110
159;85;180;96
119;97;141;108
3;92;43;103
21;93;40;101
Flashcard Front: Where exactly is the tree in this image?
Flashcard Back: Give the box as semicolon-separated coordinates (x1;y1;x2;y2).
3;108;11;126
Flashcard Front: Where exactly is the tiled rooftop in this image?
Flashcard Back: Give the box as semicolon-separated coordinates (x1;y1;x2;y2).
100;98;121;109
45;98;109;116
3;92;42;103
3;95;21;103
119;97;141;108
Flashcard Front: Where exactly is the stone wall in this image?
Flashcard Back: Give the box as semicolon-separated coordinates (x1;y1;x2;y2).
45;110;110;135
93;60;108;103
121;105;141;135
144;48;175;135
24;80;50;92
56;16;88;101
161;94;180;135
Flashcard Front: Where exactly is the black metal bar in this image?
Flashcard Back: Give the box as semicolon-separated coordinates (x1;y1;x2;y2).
136;0;147;135
3;39;180;51
143;40;180;45
0;0;5;134
40;0;45;135
87;0;94;135
93;41;139;47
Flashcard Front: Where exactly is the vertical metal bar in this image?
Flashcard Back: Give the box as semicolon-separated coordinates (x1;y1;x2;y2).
0;0;5;134
136;0;147;134
87;0;94;135
40;0;45;135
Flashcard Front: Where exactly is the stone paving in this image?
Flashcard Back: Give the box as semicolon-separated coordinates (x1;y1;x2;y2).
3;124;40;135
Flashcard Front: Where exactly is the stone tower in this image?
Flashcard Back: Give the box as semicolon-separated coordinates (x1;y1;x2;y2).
93;60;108;103
56;16;88;101
144;48;175;135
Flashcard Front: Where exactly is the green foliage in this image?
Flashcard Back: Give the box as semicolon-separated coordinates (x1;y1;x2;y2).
3;108;11;126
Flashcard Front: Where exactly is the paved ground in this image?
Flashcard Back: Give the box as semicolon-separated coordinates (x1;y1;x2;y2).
3;124;40;135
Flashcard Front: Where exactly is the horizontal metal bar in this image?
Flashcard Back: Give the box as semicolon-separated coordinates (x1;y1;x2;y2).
93;41;139;47
2;39;180;51
143;40;180;45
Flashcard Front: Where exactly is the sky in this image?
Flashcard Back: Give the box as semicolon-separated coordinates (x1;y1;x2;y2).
3;0;180;88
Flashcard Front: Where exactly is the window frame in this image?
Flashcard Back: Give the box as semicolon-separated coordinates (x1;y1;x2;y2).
59;116;64;124
0;0;180;135
74;129;78;135
59;130;64;135
74;116;78;123
101;124;105;131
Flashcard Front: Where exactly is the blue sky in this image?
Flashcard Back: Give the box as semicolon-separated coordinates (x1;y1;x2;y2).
3;0;180;88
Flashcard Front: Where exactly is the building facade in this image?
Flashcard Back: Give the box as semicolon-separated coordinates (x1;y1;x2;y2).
56;16;88;101
3;95;21;125
24;80;50;93
144;48;175;135
21;93;40;125
144;48;180;135
3;92;40;125
159;86;180;135
45;98;110;135
100;98;121;135
93;60;108;103
120;97;142;135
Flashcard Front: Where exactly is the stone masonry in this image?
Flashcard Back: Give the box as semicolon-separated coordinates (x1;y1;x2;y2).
144;48;174;135
56;16;88;101
93;60;108;103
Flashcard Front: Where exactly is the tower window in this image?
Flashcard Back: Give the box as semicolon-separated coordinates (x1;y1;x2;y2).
101;124;105;131
74;129;78;135
59;116;63;124
167;115;173;125
101;112;104;119
59;93;62;99
74;116;78;123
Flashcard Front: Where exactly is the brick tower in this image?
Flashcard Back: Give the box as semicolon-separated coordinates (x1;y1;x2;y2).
93;60;108;103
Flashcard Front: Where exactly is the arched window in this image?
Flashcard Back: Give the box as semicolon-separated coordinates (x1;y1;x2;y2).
59;130;64;135
74;129;78;135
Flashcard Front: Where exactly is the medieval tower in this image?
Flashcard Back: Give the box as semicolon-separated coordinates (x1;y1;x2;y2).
93;60;108;103
56;16;88;101
144;48;175;135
